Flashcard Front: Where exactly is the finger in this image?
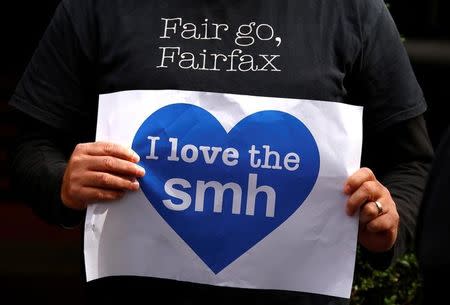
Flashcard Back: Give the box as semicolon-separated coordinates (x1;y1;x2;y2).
365;213;397;233
344;167;376;195
346;180;384;215
87;156;145;177
80;187;126;203
84;172;140;191
77;142;140;162
359;201;385;225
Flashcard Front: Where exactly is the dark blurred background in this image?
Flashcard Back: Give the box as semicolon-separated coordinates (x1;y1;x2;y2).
0;1;449;304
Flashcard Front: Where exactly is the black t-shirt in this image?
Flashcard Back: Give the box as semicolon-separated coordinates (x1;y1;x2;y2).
9;0;430;304
11;0;426;134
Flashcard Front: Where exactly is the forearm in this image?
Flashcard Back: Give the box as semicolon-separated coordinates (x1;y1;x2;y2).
378;156;431;260
10;113;85;227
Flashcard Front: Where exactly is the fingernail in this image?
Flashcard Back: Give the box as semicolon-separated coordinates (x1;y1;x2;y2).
136;165;146;176
132;152;140;162
133;181;140;189
343;185;351;194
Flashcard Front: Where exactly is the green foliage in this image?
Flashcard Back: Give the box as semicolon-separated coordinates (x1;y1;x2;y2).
351;249;422;305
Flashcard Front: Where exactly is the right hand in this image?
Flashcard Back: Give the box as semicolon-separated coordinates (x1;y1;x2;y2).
61;142;145;210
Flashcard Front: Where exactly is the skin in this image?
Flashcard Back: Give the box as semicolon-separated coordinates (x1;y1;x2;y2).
61;142;145;210
344;167;399;253
61;142;399;253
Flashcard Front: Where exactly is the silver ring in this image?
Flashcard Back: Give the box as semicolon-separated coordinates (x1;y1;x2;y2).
374;201;384;216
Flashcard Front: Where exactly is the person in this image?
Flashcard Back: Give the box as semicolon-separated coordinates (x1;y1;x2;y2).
9;0;433;304
415;125;450;304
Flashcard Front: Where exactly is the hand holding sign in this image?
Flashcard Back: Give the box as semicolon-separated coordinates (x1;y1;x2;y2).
61;142;145;210
85;90;364;297
344;168;399;252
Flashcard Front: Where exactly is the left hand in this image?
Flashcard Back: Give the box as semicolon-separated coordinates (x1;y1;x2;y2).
344;167;399;252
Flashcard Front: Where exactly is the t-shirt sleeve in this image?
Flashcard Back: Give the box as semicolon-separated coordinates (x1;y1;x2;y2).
347;0;427;131
9;0;98;131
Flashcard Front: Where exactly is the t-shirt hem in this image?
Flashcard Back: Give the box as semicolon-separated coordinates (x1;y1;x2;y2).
370;101;427;132
9;94;71;130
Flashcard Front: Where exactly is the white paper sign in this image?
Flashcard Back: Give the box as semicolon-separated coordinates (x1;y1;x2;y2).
84;89;362;298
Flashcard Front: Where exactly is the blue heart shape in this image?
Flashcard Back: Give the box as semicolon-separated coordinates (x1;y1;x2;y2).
132;103;320;273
